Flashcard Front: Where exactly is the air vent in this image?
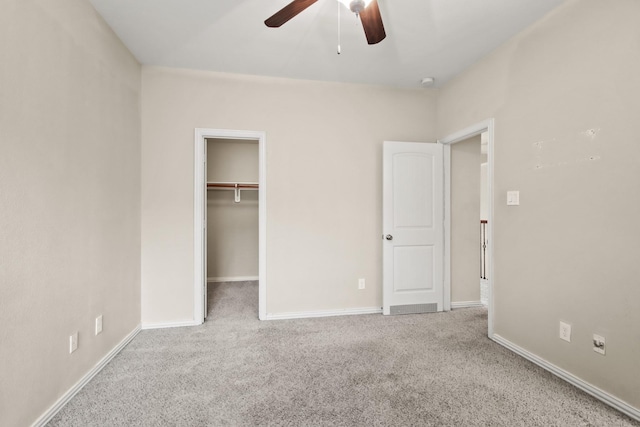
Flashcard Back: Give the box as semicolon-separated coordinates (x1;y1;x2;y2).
389;303;438;315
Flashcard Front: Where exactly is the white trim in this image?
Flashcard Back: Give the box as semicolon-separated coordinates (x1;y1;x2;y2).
257;133;267;320
141;320;201;330
443;145;451;312
194;129;206;324
195;129;267;323
32;325;141;427
492;334;640;422
451;301;484;309
265;307;382;320
439;118;495;338
207;276;259;283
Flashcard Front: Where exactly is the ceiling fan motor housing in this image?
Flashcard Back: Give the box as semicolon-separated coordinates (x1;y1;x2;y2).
349;0;366;14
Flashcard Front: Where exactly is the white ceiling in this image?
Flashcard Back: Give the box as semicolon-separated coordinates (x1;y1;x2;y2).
89;0;565;88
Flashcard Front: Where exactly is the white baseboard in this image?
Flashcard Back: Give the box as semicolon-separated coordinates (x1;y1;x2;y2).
33;324;141;427
492;334;640;422
141;319;201;330
265;306;382;320
451;300;484;309
207;276;258;283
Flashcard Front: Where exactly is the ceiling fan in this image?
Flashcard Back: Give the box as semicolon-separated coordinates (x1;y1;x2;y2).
265;0;386;45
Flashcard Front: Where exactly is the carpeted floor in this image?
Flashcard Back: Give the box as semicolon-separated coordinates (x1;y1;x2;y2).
49;281;639;426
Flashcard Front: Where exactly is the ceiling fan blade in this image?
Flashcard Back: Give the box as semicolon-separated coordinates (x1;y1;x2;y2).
265;0;319;28
359;0;386;45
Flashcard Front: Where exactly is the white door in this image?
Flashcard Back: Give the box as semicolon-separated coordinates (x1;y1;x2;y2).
203;141;208;319
383;141;444;315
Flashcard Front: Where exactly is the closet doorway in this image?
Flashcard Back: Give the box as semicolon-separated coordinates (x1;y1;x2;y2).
207;137;258;320
194;129;266;323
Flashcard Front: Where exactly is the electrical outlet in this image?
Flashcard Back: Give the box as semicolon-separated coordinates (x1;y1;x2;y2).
95;315;103;335
358;278;365;290
507;191;520;206
559;321;571;342
69;332;78;354
593;334;606;355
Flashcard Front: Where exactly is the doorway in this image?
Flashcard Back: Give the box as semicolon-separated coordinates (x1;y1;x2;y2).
194;129;267;323
206;138;259;319
440;119;494;338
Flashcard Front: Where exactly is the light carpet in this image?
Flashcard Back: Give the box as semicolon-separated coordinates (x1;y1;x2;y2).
49;281;639;426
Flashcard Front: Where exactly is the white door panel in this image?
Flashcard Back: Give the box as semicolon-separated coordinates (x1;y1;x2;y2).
383;142;443;315
394;245;434;292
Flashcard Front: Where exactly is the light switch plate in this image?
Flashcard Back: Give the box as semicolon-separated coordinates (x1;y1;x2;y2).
507;191;520;206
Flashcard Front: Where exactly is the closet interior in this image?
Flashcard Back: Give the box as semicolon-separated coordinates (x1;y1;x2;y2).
206;138;259;317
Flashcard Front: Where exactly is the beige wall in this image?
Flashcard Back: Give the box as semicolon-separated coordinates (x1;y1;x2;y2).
141;67;437;322
451;136;482;302
0;1;141;426
207;139;259;279
480;162;488;221
438;0;640;410
207;138;259;182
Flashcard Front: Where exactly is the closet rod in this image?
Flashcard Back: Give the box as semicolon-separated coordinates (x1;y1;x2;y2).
207;182;257;203
207;183;258;189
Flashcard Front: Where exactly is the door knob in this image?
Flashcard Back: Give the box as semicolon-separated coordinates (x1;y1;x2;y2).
385;234;393;241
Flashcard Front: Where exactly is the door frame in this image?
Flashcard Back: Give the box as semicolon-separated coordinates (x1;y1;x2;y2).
194;128;267;322
439;118;495;338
